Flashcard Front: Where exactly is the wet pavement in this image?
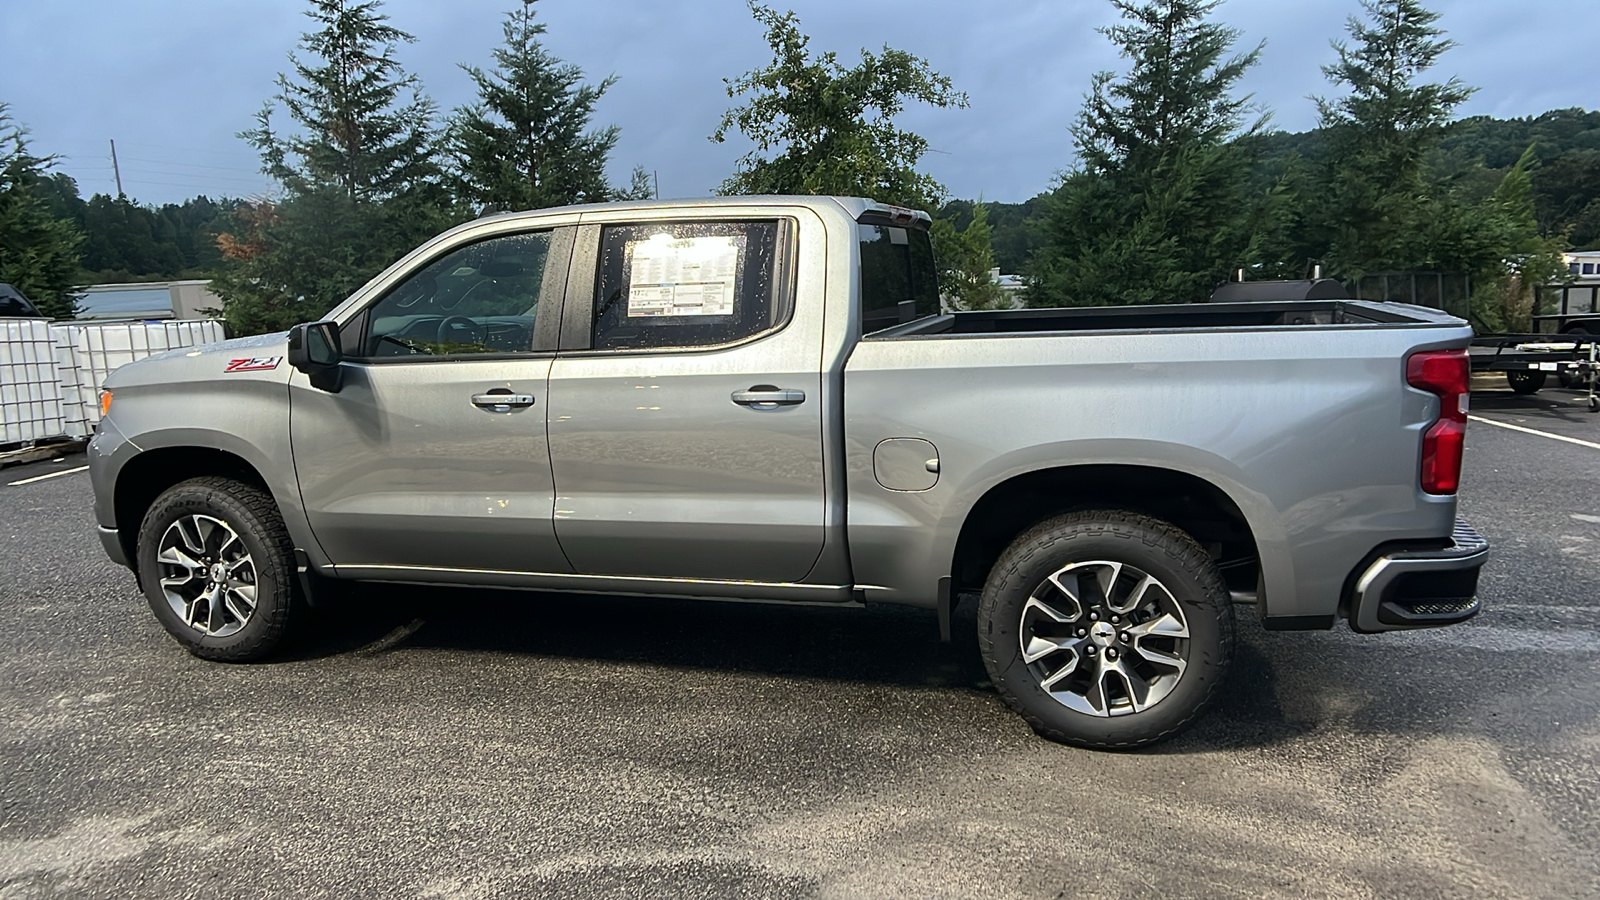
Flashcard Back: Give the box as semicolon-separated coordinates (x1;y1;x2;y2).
1;383;1596;899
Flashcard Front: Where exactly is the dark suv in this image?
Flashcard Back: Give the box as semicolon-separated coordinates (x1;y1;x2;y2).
0;283;45;318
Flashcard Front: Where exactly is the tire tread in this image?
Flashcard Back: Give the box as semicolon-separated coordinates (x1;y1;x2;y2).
137;476;300;662
977;510;1235;750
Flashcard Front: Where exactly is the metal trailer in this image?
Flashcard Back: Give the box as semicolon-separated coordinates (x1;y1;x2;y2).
1533;284;1599;336
1470;333;1599;413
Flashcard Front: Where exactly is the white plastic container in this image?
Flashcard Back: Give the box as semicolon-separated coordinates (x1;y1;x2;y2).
51;319;228;438
0;319;68;444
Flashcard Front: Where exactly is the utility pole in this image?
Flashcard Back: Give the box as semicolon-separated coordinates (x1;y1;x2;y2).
653;170;660;201
109;139;124;197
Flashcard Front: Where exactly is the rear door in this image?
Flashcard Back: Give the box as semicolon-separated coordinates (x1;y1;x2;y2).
545;213;827;583
291;225;573;576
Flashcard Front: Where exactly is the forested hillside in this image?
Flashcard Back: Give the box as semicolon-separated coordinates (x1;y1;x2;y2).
971;108;1600;276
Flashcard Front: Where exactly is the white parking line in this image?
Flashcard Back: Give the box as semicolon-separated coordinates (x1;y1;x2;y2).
7;465;89;487
1469;415;1600;451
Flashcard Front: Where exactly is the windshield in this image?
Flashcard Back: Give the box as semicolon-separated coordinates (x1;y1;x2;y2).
858;224;939;334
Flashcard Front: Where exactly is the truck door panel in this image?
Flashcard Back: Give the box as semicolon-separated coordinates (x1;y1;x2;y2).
546;216;828;583
291;227;571;574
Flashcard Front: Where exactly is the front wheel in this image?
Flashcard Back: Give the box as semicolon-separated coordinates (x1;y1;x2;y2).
136;477;302;661
977;511;1234;749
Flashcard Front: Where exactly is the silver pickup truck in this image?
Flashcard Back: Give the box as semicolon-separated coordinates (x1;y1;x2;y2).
88;196;1488;748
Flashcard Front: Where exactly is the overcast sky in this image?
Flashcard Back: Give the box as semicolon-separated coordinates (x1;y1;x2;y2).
2;1;1593;207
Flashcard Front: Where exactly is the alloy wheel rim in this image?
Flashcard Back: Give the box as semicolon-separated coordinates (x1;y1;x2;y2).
1018;560;1190;717
155;514;259;638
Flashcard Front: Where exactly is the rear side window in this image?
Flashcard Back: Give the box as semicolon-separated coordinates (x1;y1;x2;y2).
859;225;939;334
591;220;782;351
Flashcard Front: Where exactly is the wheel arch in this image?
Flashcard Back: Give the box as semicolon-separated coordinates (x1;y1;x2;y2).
949;463;1265;600
110;437;314;569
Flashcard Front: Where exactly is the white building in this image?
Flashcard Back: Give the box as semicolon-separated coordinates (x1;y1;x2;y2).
1563;251;1600;283
73;280;222;321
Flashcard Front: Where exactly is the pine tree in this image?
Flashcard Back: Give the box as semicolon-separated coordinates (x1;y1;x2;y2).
711;2;967;207
0;105;83;319
247;0;439;201
932;201;1009;310
613;165;656;201
1029;0;1271;307
449;0;620;212
1306;0;1475;276
216;0;459;335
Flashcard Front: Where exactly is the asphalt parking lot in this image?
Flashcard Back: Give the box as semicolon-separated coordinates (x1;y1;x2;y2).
2;377;1598;900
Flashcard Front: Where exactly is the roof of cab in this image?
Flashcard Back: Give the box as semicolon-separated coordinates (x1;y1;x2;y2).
465;195;928;228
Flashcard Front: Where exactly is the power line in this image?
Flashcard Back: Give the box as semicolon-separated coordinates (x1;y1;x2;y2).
120;174;266;188
114;140;259;160
118;177;274;195
120;156;265;174
120;169;273;186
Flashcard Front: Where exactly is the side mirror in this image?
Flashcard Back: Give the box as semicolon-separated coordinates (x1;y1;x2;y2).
287;320;343;392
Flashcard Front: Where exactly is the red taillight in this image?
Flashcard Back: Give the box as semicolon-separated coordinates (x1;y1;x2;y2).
1407;349;1470;494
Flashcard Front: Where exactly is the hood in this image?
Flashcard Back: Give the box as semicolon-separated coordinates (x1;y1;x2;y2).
104;331;293;389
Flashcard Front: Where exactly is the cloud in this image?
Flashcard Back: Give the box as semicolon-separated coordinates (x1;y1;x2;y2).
2;0;1592;206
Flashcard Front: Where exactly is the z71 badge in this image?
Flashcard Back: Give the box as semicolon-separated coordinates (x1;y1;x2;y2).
224;357;283;373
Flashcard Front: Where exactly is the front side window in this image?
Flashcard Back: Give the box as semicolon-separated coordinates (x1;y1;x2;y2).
358;231;551;358
590;220;782;351
858;224;939;334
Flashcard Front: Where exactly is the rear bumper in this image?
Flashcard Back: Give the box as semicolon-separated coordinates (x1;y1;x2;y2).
1349;519;1489;633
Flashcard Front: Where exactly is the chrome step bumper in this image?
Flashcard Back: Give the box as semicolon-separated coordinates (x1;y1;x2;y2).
1350;519;1489;634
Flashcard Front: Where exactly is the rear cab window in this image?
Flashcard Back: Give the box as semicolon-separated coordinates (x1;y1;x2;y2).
858;221;939;335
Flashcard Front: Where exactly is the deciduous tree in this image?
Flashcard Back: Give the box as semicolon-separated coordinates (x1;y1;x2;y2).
711;2;967;207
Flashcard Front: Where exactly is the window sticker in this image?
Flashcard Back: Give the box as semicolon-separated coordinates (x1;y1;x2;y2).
626;234;743;317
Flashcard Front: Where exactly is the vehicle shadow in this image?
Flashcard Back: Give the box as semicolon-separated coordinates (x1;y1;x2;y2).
284;583;1340;752
288;582;990;689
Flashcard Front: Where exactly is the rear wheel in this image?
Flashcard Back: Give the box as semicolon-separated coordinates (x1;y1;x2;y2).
977;511;1234;749
136;477;301;661
1507;371;1546;394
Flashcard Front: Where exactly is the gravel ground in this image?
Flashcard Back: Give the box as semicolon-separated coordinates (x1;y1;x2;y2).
1;379;1597;899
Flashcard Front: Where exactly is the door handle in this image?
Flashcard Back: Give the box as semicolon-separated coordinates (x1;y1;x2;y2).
471;391;536;412
731;386;806;408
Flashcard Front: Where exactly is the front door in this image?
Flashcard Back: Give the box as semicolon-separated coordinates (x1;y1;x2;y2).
292;227;571;575
546;217;827;583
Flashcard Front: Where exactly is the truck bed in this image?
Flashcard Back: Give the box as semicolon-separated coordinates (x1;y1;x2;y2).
868;300;1456;338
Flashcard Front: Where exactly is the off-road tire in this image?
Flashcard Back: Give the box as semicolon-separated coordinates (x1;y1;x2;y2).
977;511;1234;750
136;477;301;661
